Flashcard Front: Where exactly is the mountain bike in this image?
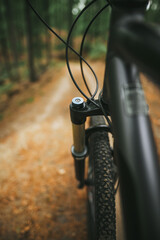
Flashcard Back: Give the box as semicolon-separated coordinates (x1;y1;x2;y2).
27;0;160;239
69;1;160;240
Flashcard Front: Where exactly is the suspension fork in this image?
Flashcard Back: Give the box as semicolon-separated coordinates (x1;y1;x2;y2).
70;97;109;188
70;97;87;189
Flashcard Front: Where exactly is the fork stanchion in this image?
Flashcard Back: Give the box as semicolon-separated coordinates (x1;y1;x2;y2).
70;97;87;189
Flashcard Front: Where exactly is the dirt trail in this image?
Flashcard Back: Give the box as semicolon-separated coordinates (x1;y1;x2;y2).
0;62;105;240
0;62;159;240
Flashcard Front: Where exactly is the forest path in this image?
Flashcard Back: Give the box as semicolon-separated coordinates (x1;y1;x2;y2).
0;61;159;240
0;61;105;240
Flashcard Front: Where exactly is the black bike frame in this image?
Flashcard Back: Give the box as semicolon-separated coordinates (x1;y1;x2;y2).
102;1;160;239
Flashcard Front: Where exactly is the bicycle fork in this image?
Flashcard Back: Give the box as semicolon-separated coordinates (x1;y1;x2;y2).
70;97;108;188
70;97;87;188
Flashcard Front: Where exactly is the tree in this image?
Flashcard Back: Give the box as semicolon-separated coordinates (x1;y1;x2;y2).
3;0;20;81
0;2;13;83
44;0;52;63
24;0;36;82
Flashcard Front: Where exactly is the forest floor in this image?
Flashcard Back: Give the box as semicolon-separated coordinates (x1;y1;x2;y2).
0;61;159;240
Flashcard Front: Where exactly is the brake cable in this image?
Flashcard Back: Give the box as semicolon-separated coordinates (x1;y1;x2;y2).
26;0;100;108
79;3;109;97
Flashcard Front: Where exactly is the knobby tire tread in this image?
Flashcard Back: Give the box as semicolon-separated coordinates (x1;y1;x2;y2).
88;116;116;240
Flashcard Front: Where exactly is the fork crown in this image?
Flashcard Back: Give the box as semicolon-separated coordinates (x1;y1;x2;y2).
70;99;108;125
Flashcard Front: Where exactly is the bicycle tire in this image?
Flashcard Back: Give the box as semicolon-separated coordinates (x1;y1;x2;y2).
87;115;116;240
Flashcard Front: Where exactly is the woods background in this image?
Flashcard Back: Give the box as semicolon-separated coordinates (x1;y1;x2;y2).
0;1;160;239
0;0;160;99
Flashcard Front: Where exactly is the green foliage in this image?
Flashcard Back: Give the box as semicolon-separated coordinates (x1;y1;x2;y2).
0;83;13;95
0;69;10;81
26;97;34;103
48;60;65;68
18;97;34;106
0;114;3;121
146;0;160;23
0;0;112;85
0;0;160;90
55;61;66;68
54;43;65;51
88;41;107;60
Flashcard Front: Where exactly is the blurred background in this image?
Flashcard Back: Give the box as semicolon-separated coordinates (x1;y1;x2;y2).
0;0;159;98
0;1;160;240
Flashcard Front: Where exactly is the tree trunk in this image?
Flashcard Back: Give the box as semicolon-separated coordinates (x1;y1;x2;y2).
3;0;20;81
45;0;52;64
0;3;13;83
24;0;36;82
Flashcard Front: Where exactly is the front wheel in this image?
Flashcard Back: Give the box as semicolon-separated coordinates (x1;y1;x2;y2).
87;116;116;240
